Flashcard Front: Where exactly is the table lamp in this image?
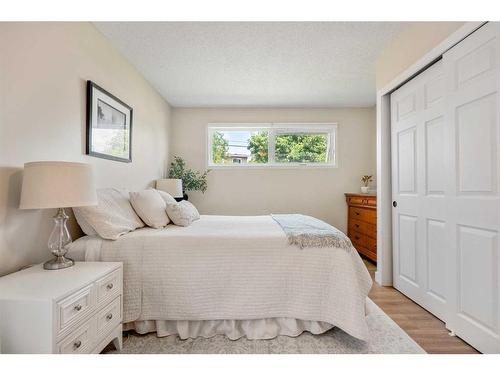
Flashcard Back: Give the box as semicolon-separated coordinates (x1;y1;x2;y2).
156;178;183;198
19;161;97;270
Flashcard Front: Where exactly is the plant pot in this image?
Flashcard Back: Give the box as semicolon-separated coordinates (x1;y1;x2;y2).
360;186;369;194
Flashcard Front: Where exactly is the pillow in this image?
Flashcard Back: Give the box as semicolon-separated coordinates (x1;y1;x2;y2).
72;208;98;236
152;188;178;205
129;190;170;228
73;188;144;240
165;200;200;227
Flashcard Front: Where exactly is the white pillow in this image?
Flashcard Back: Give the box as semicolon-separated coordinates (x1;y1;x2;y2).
151;188;178;205
72;208;98;236
73;188;144;240
165;200;200;227
129;190;170;228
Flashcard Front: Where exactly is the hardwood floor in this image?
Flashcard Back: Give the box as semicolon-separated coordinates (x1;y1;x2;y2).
364;259;479;354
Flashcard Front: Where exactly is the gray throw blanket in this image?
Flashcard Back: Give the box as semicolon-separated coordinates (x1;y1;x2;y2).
271;214;353;251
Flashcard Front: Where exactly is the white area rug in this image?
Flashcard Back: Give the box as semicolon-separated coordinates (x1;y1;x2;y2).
106;300;425;354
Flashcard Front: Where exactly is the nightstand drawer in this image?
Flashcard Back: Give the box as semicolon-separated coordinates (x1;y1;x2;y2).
96;269;121;306
57;284;95;333
58;319;94;354
97;296;122;337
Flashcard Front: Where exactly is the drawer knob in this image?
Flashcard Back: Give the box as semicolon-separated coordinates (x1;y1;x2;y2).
73;340;82;349
355;236;360;240
74;304;82;311
355;224;359;228
106;283;114;290
106;313;113;321
355;212;360;215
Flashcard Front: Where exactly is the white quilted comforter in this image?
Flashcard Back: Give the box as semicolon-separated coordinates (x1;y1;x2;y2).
70;215;373;340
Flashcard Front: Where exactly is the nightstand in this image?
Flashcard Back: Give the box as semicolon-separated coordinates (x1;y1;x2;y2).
0;262;123;354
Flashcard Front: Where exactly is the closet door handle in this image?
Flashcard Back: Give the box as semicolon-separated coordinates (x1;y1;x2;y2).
393;201;398;208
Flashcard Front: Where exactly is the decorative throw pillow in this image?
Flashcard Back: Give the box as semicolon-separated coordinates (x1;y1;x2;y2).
72;207;98;236
129;189;170;228
151;188;178;205
73;188;144;240
165;200;200;227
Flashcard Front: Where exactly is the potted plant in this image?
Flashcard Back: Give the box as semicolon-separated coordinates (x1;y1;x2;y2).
168;156;209;200
360;175;373;194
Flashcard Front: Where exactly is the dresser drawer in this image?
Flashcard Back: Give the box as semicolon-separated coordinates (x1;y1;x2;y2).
366;222;376;239
57;284;94;333
96;296;122;338
58;319;95;354
349;206;376;224
96;269;121;306
366;236;377;253
349;218;365;233
350;232;366;250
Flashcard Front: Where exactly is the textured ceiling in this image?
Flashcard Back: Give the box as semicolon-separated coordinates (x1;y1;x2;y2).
94;22;404;107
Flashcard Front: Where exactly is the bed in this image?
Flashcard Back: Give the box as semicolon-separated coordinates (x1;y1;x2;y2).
67;214;373;341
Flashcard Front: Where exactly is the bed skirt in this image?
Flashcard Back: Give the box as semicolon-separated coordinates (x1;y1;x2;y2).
123;318;334;340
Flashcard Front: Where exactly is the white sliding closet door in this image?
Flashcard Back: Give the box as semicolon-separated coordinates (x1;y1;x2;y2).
391;22;500;353
443;22;500;354
391;60;449;322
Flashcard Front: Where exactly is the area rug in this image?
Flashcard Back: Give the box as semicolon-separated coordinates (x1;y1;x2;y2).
105;299;425;354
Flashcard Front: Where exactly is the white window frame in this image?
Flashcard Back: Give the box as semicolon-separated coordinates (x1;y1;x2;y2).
207;123;338;169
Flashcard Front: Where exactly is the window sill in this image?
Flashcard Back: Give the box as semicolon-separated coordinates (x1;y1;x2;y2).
207;163;338;170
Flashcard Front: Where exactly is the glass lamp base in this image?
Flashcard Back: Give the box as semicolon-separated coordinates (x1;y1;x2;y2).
43;256;74;270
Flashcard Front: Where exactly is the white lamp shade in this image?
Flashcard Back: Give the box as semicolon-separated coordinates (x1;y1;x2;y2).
156;179;183;198
20;161;97;209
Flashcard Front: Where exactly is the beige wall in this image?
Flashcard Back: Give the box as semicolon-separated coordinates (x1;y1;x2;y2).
171;108;376;233
0;22;172;276
376;22;465;89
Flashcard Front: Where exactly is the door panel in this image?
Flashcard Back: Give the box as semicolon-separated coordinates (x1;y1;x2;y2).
397;128;417;194
425;116;446;195
398;214;418;284
457;225;498;333
427;219;447;301
443;22;500;353
456;93;497;194
391;60;448;322
455;38;496;88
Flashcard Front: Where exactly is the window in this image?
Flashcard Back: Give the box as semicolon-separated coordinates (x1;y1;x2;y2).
207;123;336;167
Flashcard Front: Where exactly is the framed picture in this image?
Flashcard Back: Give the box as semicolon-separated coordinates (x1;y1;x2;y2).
86;80;133;162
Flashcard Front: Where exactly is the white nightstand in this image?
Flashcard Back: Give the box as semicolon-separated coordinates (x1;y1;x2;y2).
0;262;123;354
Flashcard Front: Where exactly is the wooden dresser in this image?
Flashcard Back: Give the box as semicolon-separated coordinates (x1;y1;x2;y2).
345;193;377;262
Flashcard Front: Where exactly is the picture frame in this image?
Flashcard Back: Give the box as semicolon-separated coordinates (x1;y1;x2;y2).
86;80;133;163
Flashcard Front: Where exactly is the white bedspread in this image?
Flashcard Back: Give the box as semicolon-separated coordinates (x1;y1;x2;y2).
69;215;373;340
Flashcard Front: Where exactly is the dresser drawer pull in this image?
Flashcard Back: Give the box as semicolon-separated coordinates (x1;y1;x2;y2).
106;313;113;321
355;212;360;215
74;304;82;311
73;340;82;350
355;236;360;240
106;283;114;290
355;224;360;228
